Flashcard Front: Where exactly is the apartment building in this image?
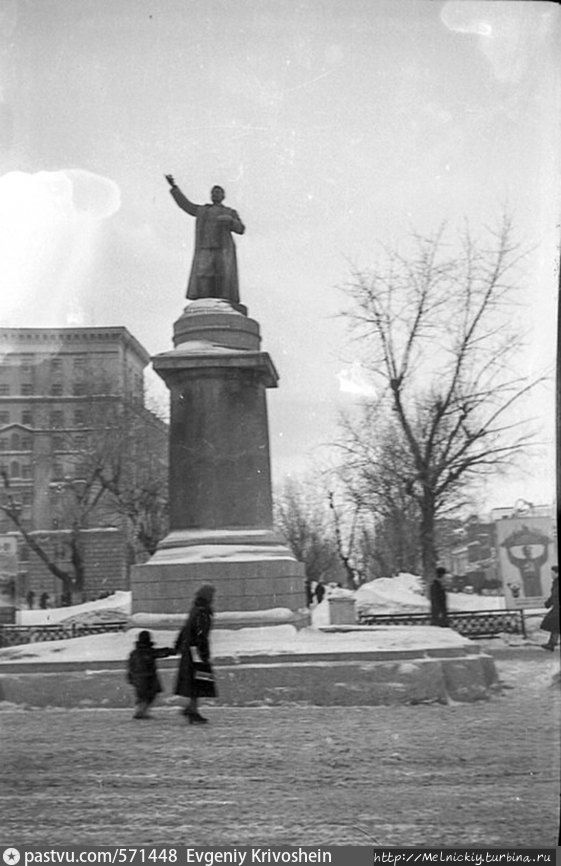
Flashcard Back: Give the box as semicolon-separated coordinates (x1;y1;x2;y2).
0;327;167;604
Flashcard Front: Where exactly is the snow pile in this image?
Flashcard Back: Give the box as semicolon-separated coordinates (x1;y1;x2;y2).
447;591;504;612
354;573;505;615
16;591;131;626
355;573;429;615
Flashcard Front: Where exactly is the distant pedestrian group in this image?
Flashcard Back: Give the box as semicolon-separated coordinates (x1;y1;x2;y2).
304;579;326;607
127;583;217;724
26;590;50;609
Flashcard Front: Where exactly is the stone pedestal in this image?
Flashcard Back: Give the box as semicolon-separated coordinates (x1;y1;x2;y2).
131;299;306;623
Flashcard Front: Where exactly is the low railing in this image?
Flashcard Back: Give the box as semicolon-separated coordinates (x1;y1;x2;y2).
357;609;526;639
0;620;128;648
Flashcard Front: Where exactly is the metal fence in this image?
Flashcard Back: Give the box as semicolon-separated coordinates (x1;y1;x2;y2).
0;620;129;648
357;609;526;639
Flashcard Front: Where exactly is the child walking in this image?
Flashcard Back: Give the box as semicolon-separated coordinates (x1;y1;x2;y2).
127;630;173;719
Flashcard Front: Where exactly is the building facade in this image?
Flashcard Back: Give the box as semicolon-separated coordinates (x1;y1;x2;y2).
0;327;167;606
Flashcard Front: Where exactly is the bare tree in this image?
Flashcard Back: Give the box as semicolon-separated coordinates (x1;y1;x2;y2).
0;390;167;603
92;403;168;559
327;489;369;588
274;476;337;583
338;409;422;576
342;217;543;579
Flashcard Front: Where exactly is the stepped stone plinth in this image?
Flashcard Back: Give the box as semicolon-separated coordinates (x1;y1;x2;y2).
131;299;307;625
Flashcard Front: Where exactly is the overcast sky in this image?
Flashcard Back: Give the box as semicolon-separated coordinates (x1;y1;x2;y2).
0;0;558;510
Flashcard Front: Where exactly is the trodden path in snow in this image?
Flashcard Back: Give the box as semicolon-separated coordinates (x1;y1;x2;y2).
1;653;559;848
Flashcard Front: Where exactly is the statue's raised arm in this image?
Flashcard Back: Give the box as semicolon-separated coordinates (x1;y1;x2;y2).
165;175;245;305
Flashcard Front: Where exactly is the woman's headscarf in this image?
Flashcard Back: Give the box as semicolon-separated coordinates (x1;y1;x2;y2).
193;584;215;609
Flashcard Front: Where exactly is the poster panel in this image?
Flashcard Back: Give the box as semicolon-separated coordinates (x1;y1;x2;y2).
495;516;555;608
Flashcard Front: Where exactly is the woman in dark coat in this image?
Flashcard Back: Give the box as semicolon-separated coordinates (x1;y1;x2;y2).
540;567;559;651
127;630;172;719
430;566;449;627
174;584;216;724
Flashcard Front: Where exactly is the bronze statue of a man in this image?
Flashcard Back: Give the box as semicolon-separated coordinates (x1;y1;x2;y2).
165;175;245;304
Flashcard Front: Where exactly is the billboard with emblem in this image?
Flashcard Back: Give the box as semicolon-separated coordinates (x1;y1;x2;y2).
495;516;556;609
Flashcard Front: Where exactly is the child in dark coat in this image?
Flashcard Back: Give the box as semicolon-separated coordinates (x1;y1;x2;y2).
127;630;173;719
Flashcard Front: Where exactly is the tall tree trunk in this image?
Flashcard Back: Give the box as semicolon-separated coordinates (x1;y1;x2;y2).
420;494;437;583
70;524;86;603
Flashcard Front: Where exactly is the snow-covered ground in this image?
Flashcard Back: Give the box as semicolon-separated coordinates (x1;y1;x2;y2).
0;621;472;664
1;573;547;666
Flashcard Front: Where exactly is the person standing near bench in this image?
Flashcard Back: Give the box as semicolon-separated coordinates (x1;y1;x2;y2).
430;566;449;627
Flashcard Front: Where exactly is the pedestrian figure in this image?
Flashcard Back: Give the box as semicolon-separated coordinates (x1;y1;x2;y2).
430;566;449;627
314;581;326;605
540;566;559;651
174;584;216;725
26;589;35;609
304;579;314;608
127;630;173;720
39;592;49;610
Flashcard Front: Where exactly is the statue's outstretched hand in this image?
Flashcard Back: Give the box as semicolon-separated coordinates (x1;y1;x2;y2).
165;174;176;188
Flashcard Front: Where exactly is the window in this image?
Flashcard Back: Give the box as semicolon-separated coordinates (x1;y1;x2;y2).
52;461;64;480
51;358;63;374
19;544;30;562
52;436;64;451
51;383;63;396
73;382;85;396
74;434;86;449
50;411;64;428
0;385;10;396
0;412;9;425
10;461;20;478
22;410;33;426
20;355;34;374
10;434;20;450
73;357;85;372
21;383;33;396
21;464;33;479
0;440;6;451
21;490;32;505
74;410;85;426
21;436;32;450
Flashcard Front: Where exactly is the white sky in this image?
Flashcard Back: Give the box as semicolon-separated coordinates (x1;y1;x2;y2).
0;0;558;511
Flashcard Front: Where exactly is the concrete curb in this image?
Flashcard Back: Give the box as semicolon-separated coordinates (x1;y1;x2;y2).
0;648;499;708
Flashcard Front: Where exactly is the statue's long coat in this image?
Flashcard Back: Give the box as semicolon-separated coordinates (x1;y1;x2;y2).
170;187;245;303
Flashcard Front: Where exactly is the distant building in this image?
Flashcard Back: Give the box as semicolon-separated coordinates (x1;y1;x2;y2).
448;504;555;597
0;327;167;604
449;514;499;592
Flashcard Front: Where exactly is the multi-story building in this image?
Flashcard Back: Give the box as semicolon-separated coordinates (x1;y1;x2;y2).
0;327;167;607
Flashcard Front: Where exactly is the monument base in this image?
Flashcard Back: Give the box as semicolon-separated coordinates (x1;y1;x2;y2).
130;527;307;625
